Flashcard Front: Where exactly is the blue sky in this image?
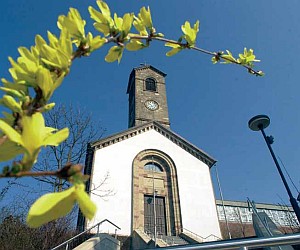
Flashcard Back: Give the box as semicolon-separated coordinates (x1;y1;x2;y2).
1;0;300;207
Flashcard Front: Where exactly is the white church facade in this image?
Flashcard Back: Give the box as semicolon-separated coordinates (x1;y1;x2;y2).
78;65;222;248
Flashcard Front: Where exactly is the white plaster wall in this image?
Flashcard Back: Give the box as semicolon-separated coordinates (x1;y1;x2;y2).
87;129;221;239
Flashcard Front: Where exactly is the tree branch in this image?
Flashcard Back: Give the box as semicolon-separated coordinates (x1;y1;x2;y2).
129;34;263;76
1;170;59;178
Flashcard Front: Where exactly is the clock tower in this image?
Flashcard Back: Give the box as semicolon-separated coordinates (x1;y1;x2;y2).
127;65;170;128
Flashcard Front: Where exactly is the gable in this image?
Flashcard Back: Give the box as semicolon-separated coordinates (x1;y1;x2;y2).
91;121;216;168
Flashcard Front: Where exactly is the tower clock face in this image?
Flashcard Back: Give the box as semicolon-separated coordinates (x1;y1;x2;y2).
145;100;159;111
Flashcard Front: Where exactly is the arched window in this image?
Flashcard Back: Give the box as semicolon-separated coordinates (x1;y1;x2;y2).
144;162;163;172
132;149;182;236
145;78;156;91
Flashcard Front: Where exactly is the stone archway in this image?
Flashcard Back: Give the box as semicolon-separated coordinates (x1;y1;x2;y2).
131;149;182;236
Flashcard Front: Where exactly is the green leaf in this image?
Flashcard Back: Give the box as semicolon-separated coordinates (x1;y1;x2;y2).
134;23;147;35
88;6;107;23
18;47;36;62
75;184;96;220
126;39;145;51
55;49;70;70
114;13;123;32
155;33;164;38
1;95;22;113
36;66;52;100
1;78;28;94
40;44;59;63
40;58;62;69
166;48;182;57
21;113;45;155
52;72;65;92
0;120;22;146
27;184;96;227
64;17;82;39
59;28;73;57
57;8;86;40
35;35;47;53
8;57;27;75
87;33;106;52
165;42;181;49
140;6;152;29
133;17;148;36
40;44;70;71
0;112;69;168
94;23;110;37
237;48;260;66
0;139;25;162
43;128;69;146
0;111;15;125
97;1;111;19
221;50;237;64
0;87;25;99
105;46;124;63
122;13;134;35
57;15;65;30
181;20;199;46
69;8;86;39
27;187;76;228
31;46;40;59
47;31;59;48
165;43;182;56
39;103;56;112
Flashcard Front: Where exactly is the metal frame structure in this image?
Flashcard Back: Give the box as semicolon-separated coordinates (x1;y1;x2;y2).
51;219;121;250
148;233;300;250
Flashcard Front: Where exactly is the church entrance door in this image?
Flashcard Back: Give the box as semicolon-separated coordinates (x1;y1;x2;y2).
144;195;166;236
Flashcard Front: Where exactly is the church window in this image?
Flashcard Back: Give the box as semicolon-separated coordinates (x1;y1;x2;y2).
145;78;157;91
144;162;163;172
132;149;182;236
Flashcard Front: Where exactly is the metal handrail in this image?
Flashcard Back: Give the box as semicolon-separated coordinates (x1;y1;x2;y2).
147;233;300;250
51;219;121;250
181;227;222;242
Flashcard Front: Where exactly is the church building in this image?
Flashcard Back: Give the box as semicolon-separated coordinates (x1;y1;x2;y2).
78;65;222;248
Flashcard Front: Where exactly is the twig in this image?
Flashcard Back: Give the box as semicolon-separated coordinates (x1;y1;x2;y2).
0;170;59;178
0;163;83;180
129;34;263;76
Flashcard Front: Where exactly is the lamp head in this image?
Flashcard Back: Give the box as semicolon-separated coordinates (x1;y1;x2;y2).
248;115;270;131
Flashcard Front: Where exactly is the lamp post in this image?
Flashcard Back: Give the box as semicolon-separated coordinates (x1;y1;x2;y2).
248;114;300;223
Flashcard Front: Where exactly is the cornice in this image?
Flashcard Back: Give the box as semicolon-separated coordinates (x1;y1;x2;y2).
127;64;167;93
91;121;216;168
133;65;167;77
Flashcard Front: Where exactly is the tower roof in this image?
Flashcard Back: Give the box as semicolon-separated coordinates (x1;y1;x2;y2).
134;64;167;77
126;64;167;93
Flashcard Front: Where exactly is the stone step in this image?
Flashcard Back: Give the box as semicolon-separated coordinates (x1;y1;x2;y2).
160;235;189;246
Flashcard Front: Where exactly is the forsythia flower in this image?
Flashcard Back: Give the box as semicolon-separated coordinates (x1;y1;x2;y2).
27;184;96;228
0;112;69;168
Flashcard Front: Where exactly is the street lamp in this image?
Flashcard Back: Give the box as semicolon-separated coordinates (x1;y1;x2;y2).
248;114;300;224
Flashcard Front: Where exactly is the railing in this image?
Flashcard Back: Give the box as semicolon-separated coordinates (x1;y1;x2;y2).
181;227;222;242
147;232;300;250
51;219;121;250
